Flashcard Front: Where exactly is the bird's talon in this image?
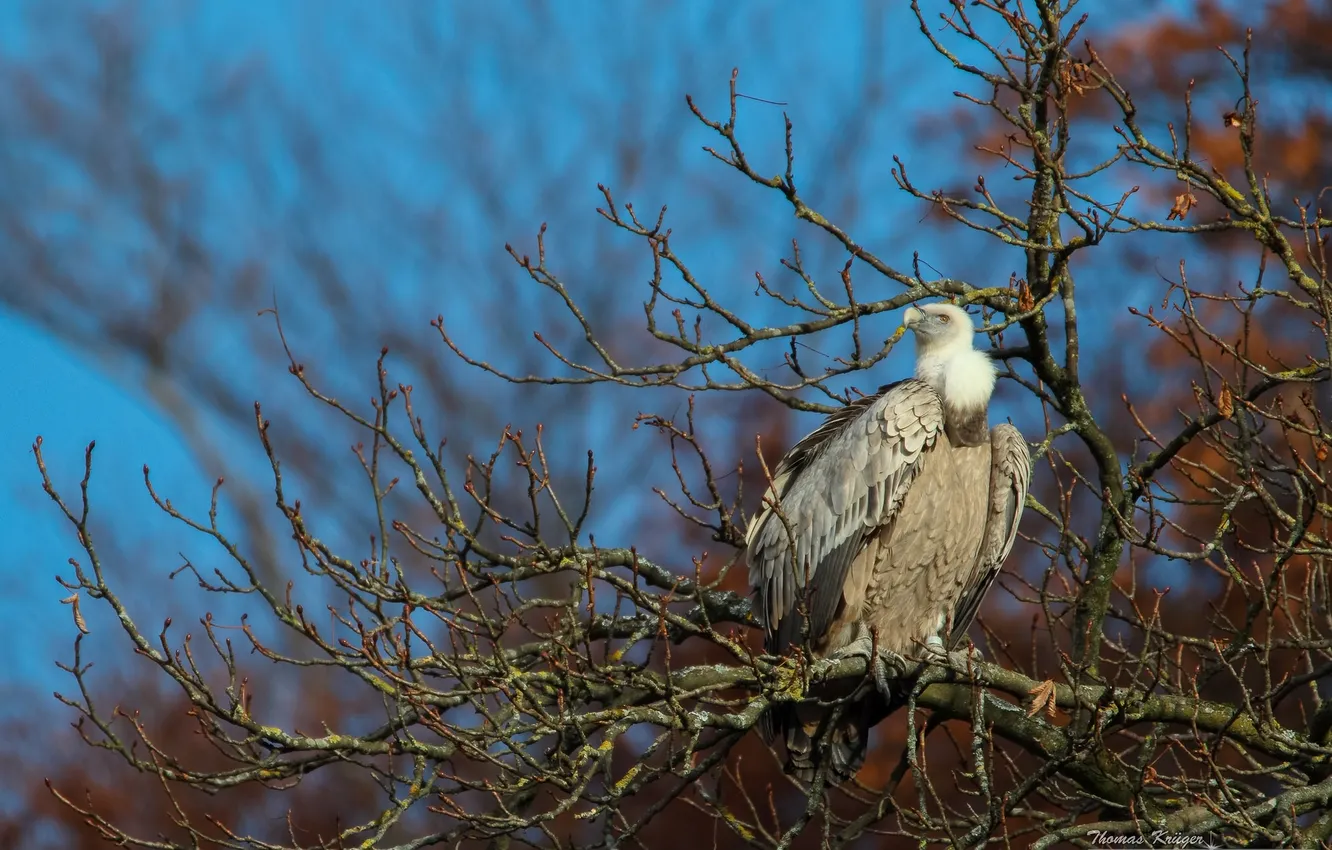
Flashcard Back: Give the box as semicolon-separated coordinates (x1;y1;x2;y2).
949;645;984;667
922;635;949;663
871;649;907;700
887;648;908;672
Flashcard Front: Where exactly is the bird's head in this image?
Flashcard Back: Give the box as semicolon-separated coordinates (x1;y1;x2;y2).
903;301;995;410
902;302;974;354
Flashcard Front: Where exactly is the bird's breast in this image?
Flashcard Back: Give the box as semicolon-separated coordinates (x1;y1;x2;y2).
859;440;991;654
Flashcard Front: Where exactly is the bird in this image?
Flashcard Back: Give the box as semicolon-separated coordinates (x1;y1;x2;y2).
744;301;1030;783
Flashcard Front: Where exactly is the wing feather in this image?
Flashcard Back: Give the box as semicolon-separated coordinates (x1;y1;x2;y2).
946;422;1031;648
746;380;945;652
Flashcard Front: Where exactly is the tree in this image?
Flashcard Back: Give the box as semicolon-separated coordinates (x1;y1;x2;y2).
22;0;1332;847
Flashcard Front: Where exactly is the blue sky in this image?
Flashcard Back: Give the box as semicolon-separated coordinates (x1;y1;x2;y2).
0;0;942;694
0;0;1255;724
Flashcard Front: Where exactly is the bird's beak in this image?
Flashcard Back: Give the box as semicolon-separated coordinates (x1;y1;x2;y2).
903;306;924;329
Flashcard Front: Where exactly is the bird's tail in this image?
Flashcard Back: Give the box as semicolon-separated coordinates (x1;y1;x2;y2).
767;694;892;784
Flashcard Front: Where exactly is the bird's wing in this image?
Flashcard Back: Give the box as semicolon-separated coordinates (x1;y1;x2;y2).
947;422;1031;649
746;379;945;652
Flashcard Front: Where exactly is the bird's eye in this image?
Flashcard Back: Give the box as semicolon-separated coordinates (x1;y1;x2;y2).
938;314;951;324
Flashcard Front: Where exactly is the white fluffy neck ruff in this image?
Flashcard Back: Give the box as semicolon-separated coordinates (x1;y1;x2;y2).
915;341;996;412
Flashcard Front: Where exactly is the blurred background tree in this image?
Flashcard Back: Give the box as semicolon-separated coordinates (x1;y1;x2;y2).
2;0;1330;848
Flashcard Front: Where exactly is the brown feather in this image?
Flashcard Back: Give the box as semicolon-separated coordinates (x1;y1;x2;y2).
745;373;1029;784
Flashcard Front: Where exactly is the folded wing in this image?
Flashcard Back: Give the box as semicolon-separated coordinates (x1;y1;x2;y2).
947;422;1031;648
746;379;946;654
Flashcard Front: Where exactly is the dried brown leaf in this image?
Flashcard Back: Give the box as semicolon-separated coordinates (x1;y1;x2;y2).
1017;279;1034;312
1058;59;1096;96
62;591;90;635
1167;192;1197;221
1025;679;1058;718
1217;385;1234;418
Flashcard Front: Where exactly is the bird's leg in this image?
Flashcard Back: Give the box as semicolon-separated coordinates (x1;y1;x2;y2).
923;634;947;660
834;629;907;701
924;634;984;669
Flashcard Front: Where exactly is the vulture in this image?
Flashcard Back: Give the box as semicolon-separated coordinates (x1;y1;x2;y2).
745;302;1030;782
